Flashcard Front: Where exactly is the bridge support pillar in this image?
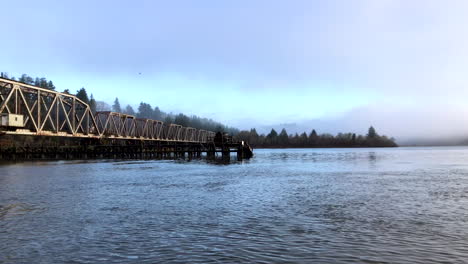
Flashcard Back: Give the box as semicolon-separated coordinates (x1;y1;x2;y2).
222;146;230;161
207;145;215;159
237;146;243;161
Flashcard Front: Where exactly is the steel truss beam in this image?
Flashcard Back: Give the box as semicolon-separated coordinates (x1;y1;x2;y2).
0;78;215;143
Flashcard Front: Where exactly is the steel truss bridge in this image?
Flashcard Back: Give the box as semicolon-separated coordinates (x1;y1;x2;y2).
0;77;215;143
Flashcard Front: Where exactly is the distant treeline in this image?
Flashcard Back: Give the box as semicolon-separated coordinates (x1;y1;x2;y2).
0;72;398;147
235;127;398;148
0;72;239;135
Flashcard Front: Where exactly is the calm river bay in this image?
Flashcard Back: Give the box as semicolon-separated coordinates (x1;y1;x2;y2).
1;147;468;263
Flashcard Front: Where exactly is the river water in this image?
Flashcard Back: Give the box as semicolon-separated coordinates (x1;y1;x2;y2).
1;147;468;263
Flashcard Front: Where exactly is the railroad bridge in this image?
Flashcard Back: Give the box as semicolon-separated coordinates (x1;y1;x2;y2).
0;77;253;161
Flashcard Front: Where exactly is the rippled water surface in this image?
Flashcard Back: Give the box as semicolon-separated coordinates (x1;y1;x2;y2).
2;147;468;263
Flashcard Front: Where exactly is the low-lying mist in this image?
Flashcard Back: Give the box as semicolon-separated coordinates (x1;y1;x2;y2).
246;103;468;146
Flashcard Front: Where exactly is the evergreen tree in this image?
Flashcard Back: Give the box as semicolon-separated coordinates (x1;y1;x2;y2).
124;105;136;116
367;126;377;138
76;87;90;104
309;129;318;138
137;102;153;118
112;97;122;113
292;133;300;146
164;115;173;124
267;129;278;138
89;94;97;114
300;132;308;145
309;129;318;146
190;115;202;129
266;129;278;146
153;106;163;120
39;78;48;88
249;128;259;145
278;128;289;146
19;74;34;84
174;113;190;127
47;80;56;90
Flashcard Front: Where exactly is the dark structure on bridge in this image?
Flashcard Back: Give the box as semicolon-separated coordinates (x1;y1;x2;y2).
0;77;253;161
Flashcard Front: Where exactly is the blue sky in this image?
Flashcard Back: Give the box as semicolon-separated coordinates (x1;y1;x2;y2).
3;0;468;140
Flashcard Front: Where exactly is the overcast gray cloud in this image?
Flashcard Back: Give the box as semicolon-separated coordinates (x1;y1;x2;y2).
2;0;468;142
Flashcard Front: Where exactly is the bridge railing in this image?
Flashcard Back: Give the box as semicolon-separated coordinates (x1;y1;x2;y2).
0;77;216;143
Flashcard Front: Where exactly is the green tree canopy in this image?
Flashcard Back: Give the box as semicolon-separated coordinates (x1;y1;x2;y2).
47;80;56;90
367;126;377;138
174;113;190;127
164;115;173;124
153;106;163;120
112;97;122;113
89;94;97;114
267;129;278;139
19;74;34;84
309;129;318;139
278;128;289;145
76;87;89;104
137;102;153;118
124;105;135;116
